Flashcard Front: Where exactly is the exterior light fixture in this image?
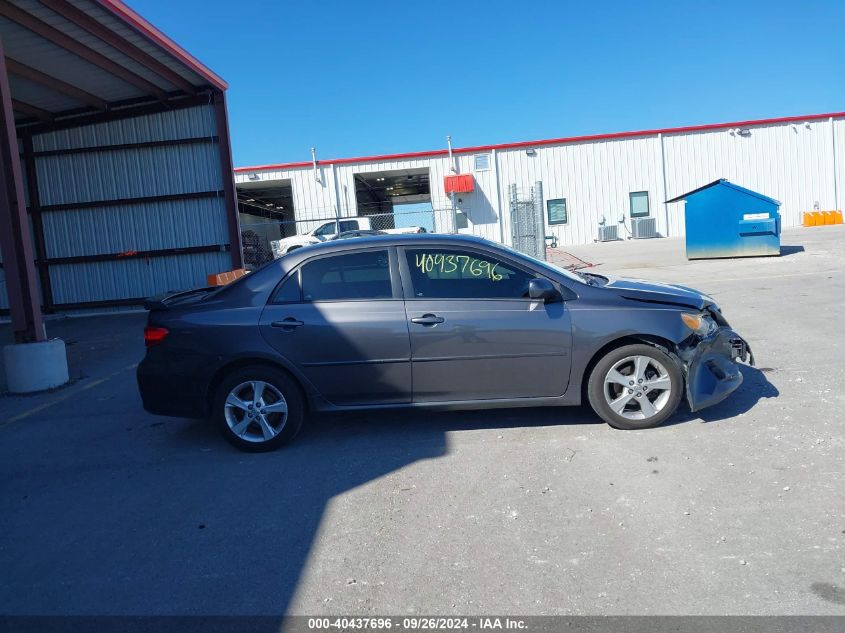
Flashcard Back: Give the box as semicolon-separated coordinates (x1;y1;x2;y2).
248;173;260;181
525;148;537;156
245;198;255;202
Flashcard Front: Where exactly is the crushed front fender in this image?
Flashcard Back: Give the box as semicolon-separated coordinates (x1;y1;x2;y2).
679;327;754;413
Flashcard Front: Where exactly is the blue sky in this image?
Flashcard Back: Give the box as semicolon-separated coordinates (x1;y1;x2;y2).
131;0;844;167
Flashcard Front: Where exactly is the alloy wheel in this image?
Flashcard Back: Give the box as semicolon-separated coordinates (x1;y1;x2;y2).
223;380;289;443
603;355;673;420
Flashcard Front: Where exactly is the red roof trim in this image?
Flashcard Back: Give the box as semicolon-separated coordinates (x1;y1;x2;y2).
235;111;845;173
95;0;228;91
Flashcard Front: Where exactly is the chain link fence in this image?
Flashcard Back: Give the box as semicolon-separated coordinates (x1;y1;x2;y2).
240;206;458;269
509;182;547;261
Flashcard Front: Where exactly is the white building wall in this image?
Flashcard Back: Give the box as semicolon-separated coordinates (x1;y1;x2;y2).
235;114;844;248
833;118;845;213
662;120;838;232
495;134;665;247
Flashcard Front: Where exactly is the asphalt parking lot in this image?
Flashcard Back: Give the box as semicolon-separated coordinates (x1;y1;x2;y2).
1;225;843;617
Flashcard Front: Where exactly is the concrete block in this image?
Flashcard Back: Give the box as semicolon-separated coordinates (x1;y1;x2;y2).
2;338;69;393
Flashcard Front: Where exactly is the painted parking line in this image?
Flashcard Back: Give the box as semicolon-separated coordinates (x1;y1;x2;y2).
1;362;138;428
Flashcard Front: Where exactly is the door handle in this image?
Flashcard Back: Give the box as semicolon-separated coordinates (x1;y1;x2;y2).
411;313;445;326
271;318;304;330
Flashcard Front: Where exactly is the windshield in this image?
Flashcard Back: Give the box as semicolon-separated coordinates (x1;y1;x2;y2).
313;222;337;238
493;242;588;284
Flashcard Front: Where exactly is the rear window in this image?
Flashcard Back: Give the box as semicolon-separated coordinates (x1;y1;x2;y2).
300;250;392;301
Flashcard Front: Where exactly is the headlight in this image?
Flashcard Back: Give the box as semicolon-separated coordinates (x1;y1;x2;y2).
681;312;718;336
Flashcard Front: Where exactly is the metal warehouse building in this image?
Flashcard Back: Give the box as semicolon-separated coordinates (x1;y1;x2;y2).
234;111;843;262
1;0;240;344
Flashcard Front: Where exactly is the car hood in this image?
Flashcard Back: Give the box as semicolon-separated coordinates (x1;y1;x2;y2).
599;275;714;310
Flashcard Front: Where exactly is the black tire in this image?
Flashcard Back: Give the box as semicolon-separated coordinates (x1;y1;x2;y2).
213;365;305;452
587;343;683;430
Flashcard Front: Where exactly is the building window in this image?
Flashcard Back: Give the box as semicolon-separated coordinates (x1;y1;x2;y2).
474;154;490;171
547;198;567;225
630;191;650;218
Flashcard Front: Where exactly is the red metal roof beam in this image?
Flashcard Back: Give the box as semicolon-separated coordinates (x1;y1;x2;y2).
95;0;227;91
5;56;109;111
38;0;199;95
0;2;169;103
11;99;53;123
0;41;46;342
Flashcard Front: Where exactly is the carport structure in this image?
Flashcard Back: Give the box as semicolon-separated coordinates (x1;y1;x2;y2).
0;0;241;345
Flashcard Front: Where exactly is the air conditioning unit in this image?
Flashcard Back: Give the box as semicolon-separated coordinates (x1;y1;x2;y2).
631;217;657;239
597;225;619;242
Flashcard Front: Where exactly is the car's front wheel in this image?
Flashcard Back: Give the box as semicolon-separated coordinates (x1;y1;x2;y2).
213;365;305;452
587;343;682;430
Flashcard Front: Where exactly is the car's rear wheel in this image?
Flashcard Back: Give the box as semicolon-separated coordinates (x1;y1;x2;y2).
587;343;682;430
213;365;305;452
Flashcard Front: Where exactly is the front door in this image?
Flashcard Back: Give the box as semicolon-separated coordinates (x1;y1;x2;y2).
260;248;412;406
400;246;572;402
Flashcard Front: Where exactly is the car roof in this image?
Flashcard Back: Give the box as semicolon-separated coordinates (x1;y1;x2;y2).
297;232;492;253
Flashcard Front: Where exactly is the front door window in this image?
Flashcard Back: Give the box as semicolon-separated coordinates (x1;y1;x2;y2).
404;248;533;300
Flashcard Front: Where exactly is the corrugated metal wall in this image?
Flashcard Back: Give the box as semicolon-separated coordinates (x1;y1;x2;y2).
834;118;844;214
25;104;232;308
496;135;664;246
662;119;838;233
237;114;843;249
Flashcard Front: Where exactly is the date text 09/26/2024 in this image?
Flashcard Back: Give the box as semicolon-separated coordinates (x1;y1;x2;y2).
307;617;527;630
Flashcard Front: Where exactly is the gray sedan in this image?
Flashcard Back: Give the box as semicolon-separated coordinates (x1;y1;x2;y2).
137;234;753;451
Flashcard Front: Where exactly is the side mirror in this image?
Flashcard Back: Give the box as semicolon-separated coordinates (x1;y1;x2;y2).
528;278;561;303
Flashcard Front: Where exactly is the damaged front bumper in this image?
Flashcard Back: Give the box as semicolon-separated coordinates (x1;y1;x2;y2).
679;327;754;413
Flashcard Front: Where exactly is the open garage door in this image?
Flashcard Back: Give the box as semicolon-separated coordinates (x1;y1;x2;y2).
354;168;437;232
237;180;295;267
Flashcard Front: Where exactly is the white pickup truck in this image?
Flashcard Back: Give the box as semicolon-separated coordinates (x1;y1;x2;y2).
269;217;424;258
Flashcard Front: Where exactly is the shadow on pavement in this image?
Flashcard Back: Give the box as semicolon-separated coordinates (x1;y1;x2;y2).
669;365;778;425
0;316;775;619
779;244;805;257
0;348;599;618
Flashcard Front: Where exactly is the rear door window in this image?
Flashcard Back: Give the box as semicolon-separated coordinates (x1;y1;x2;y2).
269;273;301;304
301;250;392;301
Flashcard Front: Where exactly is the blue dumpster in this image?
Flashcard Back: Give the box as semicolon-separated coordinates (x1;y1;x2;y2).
666;179;781;259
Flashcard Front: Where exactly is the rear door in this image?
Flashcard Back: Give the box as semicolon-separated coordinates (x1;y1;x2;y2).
259;247;412;405
399;245;572;402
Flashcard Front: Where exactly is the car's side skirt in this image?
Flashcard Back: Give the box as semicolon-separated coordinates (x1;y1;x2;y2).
308;392;581;413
